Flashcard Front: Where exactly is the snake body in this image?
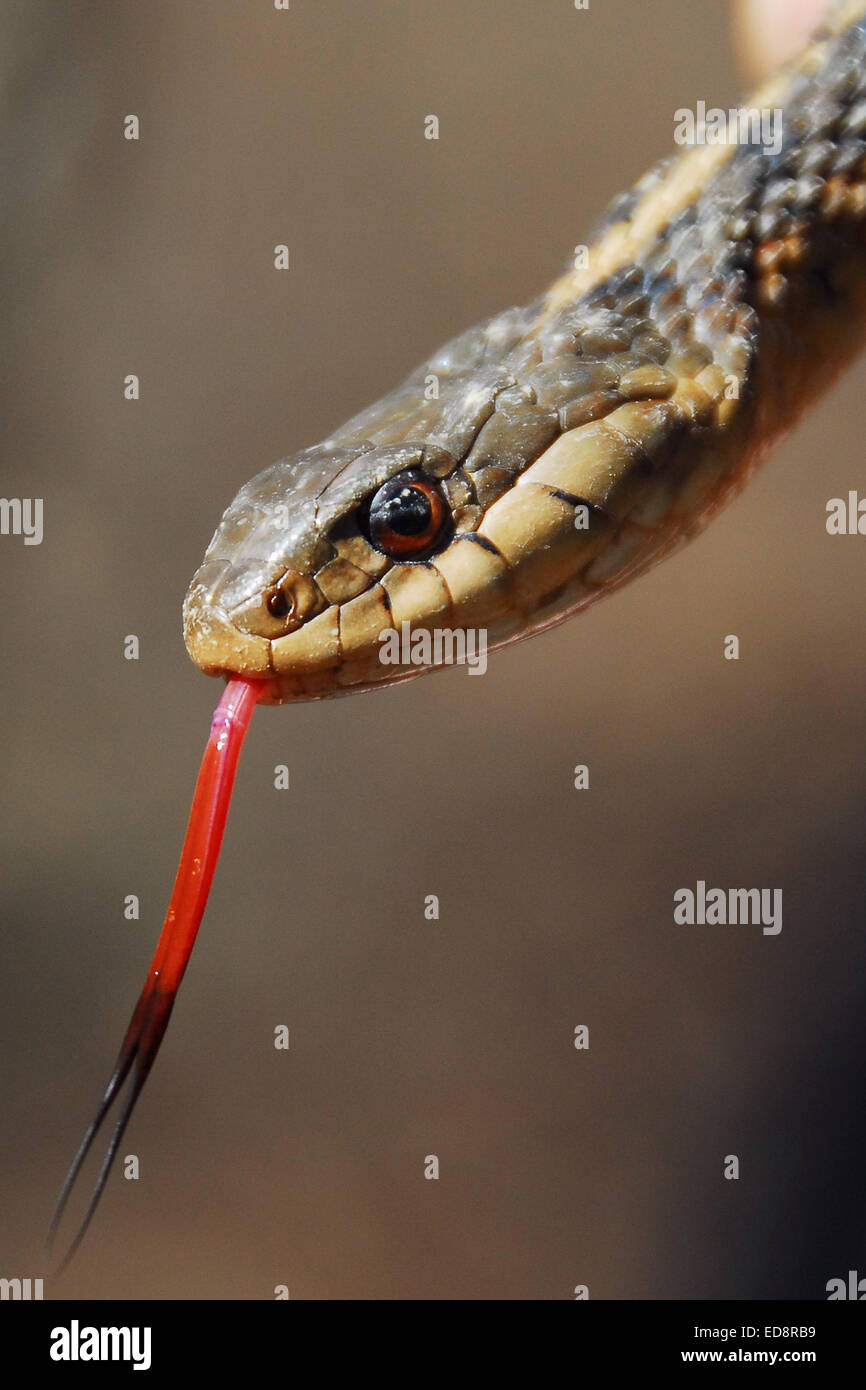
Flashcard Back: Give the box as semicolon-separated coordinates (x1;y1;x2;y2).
184;1;866;704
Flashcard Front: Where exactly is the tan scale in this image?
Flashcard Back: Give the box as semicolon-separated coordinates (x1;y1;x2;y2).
429;536;512;629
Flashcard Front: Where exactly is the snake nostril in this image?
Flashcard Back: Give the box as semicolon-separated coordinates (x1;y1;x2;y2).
263;570;326;631
266;588;292;619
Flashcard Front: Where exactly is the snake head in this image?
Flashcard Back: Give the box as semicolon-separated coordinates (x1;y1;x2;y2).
182;275;746;704
183;304;622;704
182;414;548;703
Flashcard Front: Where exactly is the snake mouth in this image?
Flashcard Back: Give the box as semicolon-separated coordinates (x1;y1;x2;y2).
183;587;273;680
181;609;302;705
182;553;349;700
182;576;340;704
182;555;309;693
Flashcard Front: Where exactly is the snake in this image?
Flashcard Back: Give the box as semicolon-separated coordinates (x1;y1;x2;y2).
50;0;866;1268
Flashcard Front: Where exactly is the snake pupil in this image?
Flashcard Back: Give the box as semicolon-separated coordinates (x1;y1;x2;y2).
382;486;432;535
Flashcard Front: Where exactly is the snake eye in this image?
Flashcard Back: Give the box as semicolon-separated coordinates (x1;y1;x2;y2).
361;470;452;560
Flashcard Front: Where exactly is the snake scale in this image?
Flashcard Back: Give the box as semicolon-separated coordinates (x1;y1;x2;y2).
52;0;866;1266
183;0;866;704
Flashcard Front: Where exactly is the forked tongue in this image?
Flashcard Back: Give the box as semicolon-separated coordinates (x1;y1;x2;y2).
48;677;261;1270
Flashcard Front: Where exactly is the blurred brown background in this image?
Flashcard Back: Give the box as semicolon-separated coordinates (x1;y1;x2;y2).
2;0;865;1300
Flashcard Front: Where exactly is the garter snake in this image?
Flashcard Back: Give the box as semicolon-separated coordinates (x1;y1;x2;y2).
184;0;866;704
51;0;866;1267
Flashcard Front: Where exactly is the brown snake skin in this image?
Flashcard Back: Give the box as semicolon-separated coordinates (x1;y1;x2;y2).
183;0;866;704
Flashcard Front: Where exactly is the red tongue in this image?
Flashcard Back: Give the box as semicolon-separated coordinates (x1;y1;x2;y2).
49;677;261;1270
147;677;260;994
